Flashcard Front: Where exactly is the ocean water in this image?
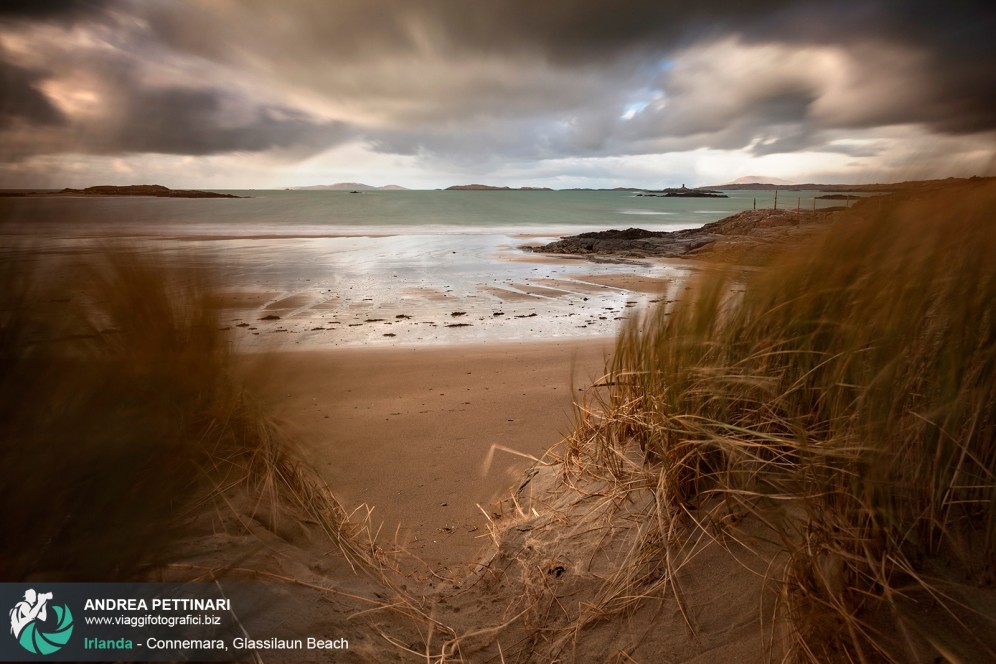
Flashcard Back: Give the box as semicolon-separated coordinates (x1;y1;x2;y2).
0;189;836;237
0;190;831;347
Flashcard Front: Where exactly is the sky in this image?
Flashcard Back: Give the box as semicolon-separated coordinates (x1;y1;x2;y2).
0;1;994;190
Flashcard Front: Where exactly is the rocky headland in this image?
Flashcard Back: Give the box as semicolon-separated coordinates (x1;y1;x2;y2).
530;207;839;261
530;180;987;262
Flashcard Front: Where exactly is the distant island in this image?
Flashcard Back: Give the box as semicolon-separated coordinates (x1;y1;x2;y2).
287;182;408;191
445;184;553;191
0;184;241;198
638;186;728;198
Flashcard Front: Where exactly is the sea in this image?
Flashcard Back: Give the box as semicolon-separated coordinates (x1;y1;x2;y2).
0;189;836;347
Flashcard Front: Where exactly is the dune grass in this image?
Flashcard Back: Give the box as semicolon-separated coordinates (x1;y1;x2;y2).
560;183;996;661
0;246;363;580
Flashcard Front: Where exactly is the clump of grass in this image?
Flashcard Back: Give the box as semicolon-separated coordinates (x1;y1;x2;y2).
0;246;359;580
570;182;996;661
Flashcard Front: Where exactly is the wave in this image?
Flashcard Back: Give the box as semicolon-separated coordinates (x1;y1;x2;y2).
616;209;674;216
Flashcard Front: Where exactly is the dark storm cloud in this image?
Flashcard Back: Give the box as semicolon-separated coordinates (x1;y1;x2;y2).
0;0;114;24
415;0;996;126
94;84;354;156
759;1;996;135
0;55;65;129
0;42;355;160
2;0;994;167
136;1;996;140
143;1;798;65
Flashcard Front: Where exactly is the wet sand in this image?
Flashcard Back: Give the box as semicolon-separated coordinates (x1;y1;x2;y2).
218;262;694;350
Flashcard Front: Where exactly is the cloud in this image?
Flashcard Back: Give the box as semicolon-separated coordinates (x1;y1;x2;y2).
0;0;993;184
361;29;994;165
0;0;115;24
87;82;355;157
133;1;996;134
0;24;355;161
607;38;932;157
0;53;65;129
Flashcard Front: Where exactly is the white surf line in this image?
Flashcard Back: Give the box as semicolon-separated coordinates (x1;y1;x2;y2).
558;277;634;293
516;281;593;297
531;277;622;296
482;285;558;301
256;291;328;323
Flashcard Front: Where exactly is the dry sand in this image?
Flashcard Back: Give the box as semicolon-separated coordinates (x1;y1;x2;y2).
177;268;790;661
246;338;614;568
222;336;782;662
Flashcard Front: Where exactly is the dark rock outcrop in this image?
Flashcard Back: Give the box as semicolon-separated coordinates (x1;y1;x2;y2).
531;209;835;260
662;191;727;198
637;188;727;198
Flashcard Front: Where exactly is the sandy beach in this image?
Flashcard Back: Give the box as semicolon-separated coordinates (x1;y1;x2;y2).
6;183;996;662
249;338;614;568
3;0;994;657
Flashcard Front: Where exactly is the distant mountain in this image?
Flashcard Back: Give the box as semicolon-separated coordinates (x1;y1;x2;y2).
724;176;794;186
288;182;408;191
445;184;553;191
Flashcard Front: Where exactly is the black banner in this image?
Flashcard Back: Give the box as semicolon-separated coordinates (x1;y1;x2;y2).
1;583;350;661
